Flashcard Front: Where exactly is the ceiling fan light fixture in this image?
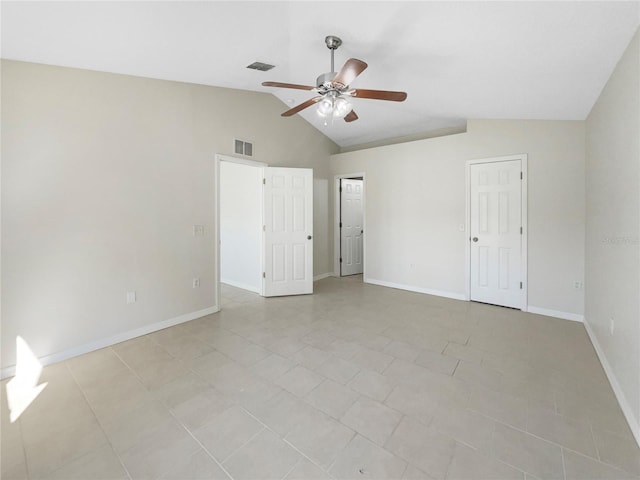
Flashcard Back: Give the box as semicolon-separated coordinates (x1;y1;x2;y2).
317;97;334;117
333;97;352;118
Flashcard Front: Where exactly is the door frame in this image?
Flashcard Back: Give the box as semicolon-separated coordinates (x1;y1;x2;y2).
215;154;268;308
333;173;366;278
464;154;528;310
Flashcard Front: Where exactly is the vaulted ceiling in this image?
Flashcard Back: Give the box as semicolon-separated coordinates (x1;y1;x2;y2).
2;1;639;147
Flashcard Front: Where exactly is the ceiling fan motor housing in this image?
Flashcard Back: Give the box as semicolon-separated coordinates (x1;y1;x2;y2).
316;72;337;88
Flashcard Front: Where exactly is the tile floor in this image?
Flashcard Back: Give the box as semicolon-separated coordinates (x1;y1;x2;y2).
2;276;639;479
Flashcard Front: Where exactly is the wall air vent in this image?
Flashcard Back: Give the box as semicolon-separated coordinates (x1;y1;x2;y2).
234;139;253;157
246;62;275;72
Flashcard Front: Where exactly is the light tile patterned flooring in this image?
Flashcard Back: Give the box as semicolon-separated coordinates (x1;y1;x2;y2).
2;276;639;479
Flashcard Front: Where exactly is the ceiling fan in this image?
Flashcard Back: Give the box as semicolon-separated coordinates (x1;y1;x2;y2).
262;35;407;123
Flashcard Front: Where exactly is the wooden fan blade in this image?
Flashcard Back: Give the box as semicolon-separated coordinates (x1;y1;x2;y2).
344;110;359;123
262;81;316;91
282;97;322;117
332;58;368;88
351;88;407;102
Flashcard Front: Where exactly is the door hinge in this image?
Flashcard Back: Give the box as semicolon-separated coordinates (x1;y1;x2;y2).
262;178;266;185
339;187;342;193
520;282;523;289
339;258;342;263
520;172;523;180
263;272;266;278
339;222;342;228
520;227;523;234
263;225;266;232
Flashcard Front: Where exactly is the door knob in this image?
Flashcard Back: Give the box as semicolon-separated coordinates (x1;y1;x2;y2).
307;235;312;240
472;237;478;242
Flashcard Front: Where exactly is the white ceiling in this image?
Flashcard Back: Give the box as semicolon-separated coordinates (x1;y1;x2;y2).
2;1;639;147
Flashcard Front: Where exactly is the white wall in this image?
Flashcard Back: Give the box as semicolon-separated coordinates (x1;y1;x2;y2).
1;60;338;372
585;28;640;444
330;119;586;318
220;161;262;293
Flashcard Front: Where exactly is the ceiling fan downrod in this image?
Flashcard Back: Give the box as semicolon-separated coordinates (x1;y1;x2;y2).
318;35;342;88
325;35;342;72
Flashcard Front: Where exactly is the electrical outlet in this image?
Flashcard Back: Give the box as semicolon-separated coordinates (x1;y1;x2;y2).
126;291;136;304
193;225;205;236
609;318;615;336
574;281;583;290
193;278;200;288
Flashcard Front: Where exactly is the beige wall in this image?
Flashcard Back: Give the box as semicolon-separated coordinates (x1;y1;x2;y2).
1;60;338;371
585;28;640;441
330;119;586;318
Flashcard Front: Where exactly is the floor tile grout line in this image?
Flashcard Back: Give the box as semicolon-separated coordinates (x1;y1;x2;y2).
217;395;341;478
589;422;602;462
450;358;461;377
448;436;530;480
280;455;307;480
322;430;357;478
219;425;266;465
15;409;31;480
560;446;568;480
441;440;459;480
109;346;148;388
384;413;411;450
397;461;410;479
167;409;237;480
465;404;633;474
561;445;636;476
63;360;133;480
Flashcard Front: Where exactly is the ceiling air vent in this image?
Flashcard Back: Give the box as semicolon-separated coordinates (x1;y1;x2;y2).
234;139;253;157
246;61;275;72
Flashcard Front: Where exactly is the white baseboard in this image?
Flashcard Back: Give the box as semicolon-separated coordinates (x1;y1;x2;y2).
526;306;584;322
583;319;640;448
313;272;333;281
221;278;261;294
0;305;220;380
364;278;466;301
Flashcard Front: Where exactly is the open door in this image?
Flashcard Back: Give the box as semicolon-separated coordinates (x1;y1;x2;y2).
263;167;313;297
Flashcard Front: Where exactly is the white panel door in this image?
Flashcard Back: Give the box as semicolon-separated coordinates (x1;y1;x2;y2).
341;179;364;276
263;167;313;297
470;160;523;308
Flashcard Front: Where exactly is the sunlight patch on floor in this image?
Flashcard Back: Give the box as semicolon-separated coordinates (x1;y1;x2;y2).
5;336;48;422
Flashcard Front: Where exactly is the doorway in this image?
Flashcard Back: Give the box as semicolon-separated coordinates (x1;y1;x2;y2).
334;173;365;278
215;155;315;309
218;156;265;303
466;154;528;309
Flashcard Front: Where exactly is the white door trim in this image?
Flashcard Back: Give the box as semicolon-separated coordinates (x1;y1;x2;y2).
464;154;528;310
215;154;268;306
333;173;366;278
